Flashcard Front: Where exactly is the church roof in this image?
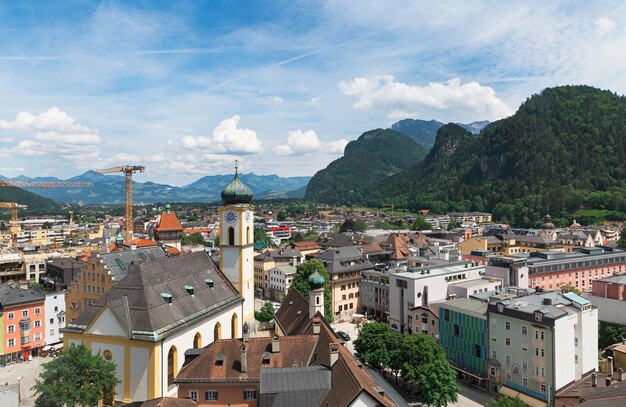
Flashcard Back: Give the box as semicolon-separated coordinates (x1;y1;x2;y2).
154;204;183;231
221;170;253;205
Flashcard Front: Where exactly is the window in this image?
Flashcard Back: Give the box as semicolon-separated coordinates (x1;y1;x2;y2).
506;371;511;380
444;309;450;321
522;360;528;370
167;347;177;387
243;390;257;400
34;333;41;341
339;305;343;312
575;355;579;364
193;333;202;349
35;308;41;315
50;329;55;336
34;320;41;328
49;318;54;324
540;384;547;393
492;337;497;343
505;321;510;330
534;311;543;322
522;343;528;352
22;310;28;317
8;312;14;320
492;350;497;359
490;367;496;376
8;338;15;347
523;377;528;386
342;294;347;301
205;391;218;401
473;344;481;358
506;337;511;346
506;355;511;365
535;330;545;340
454;324;460;337
521;325;528;335
7;325;14;333
228;227;235;245
188;390;198;401
574;337;579;347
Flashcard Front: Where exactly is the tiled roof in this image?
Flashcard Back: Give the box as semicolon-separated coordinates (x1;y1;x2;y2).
274;289;311;336
66;252;241;340
317;246;374;275
123;238;159;248
100;246;167;280
293;241;321;251
154;210;183;232
0;282;45;308
140;397;197;407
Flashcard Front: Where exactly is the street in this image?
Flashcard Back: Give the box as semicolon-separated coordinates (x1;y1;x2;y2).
0;356;48;406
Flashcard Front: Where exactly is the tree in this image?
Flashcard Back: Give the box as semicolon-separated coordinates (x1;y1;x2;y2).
340;219;356;233
353;322;393;370
559;283;581;295
254;227;272;245
289;260;332;322
599;321;626;349
487;396;527;407
33;343;119;407
181;232;206;246
618;226;626;249
255;301;276;322
412;215;431;231
447;220;462;230
277;211;287;221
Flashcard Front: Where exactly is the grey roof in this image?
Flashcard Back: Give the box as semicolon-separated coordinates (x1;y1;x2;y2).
365;366;411;407
494;291;573;319
317;246;374;275
100;246;167;280
0;282;45;309
65;252;242;341
440;297;488;316
595;273;626;285
259;366;331;407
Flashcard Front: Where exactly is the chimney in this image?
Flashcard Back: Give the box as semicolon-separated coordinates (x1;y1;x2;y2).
608;356;614;376
606;377;612;386
619;368;626;381
242;322;249;343
591;373;597;387
313;318;321;335
272;334;280;354
241;345;247;373
130;241;137;251
329;344;339;366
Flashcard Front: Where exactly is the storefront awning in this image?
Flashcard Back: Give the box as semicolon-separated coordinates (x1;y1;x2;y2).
499;385;547;407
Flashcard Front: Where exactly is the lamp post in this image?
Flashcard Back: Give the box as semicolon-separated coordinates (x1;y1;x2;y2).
17;376;21;404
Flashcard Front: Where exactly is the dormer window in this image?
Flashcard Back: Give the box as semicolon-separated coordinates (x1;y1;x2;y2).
262;351;271;365
161;293;172;304
534;311;543;322
497;303;504;313
184;285;194;296
205;279;214;288
216;352;225;366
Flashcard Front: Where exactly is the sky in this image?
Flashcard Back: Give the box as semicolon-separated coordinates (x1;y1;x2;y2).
0;1;624;185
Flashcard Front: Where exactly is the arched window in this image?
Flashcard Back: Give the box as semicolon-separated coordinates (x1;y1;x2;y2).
167;346;177;387
246;226;251;244
316;296;320;305
231;313;238;339
193;332;202;349
214;322;222;341
228;227;235;245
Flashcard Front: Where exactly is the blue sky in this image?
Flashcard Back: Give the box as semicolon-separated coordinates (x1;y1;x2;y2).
0;1;624;185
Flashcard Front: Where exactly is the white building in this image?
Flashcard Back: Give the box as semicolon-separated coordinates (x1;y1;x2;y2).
44;292;66;345
488;291;598;405
267;265;297;302
389;262;502;332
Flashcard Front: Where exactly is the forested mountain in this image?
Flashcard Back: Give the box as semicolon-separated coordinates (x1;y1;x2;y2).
0;185;60;213
304;129;428;204
390;119;489;147
308;86;626;227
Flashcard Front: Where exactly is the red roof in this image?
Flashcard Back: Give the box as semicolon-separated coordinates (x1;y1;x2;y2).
154;210;183;232
292;241;321;251
123;238;158;248
165;246;181;255
183;227;211;234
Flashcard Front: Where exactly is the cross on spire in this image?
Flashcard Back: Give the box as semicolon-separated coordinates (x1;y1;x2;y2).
235;158;239;174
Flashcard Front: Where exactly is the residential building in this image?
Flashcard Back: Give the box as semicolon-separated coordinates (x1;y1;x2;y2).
587;273;626;325
526;247;626;292
407;304;439;339
449;212;493;224
360;267;395;321
291;241;321;257
254;248;302;298
65;246;167;322
487;291;598;406
63;252;244;402
266;265;297;302
0;282;46;364
438;298;489;389
153;204;184;252
389;262;500;332
317;246;373;321
44;292;65;345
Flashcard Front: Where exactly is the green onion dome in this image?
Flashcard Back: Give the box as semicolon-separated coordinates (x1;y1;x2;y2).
221;169;253;205
308;270;325;290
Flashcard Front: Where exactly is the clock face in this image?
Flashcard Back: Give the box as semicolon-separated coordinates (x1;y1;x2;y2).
225;211;237;224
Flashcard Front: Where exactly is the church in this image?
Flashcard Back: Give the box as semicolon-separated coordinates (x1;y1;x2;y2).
62;168;256;403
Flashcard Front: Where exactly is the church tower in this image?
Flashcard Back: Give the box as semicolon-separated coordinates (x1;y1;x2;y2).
219;164;255;324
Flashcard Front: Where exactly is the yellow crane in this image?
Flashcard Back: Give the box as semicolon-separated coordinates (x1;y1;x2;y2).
96;165;145;242
384;202;395;217
0;202;27;248
0;181;92;188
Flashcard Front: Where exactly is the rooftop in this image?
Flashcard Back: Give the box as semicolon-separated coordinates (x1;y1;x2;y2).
440;297;488;317
394;261;483;280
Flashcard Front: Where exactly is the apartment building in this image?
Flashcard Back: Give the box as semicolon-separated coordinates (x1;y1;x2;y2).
44;292;65;345
586;273;626;325
266;265;297;302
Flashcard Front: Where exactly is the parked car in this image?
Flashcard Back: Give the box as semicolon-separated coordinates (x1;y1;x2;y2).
336;331;351;342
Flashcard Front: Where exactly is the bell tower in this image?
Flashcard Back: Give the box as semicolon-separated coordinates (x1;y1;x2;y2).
219;162;255;324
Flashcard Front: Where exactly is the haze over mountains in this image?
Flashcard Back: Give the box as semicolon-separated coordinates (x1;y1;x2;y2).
391;119;490;148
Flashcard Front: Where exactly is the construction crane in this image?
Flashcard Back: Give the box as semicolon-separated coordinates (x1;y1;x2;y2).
384;202;396;217
0;181;92;188
0;202;27;248
96;165;145;242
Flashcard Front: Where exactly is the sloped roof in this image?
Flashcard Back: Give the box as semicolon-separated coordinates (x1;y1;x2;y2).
292;241;321;252
0;282;45;308
100;246;167;280
66;252;241;341
140;397;197;407
259;366;331;407
154;210;183;232
123;238;159;248
274;289;311;336
317;246;374;275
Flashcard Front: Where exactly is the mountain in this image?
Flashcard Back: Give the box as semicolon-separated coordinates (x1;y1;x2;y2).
304;128;428;204
13;171;311;204
0;185;60;212
390;119;489;148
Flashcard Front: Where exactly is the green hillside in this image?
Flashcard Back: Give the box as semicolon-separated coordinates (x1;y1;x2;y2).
0;186;60;216
307;86;626;227
304;129;428;204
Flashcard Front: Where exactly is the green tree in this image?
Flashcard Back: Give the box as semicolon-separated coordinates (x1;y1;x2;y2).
277;211;287;221
559;283;581;295
254;227;272;245
353;322;393;370
447;220;462;230
618;226;626;249
181;232;206;246
599;321;626;349
289;260;332;322
255;301;276;322
33;343;119;407
487;396;527;407
412;215;431;230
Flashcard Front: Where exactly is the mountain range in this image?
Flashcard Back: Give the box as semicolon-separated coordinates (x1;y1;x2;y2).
306;85;626;227
1;172;311;205
391;119;490;147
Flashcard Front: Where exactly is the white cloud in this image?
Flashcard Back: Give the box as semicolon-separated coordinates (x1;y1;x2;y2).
175;115;262;154
595;17;616;37
276;129;348;156
0;107;90;133
338;76;512;120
